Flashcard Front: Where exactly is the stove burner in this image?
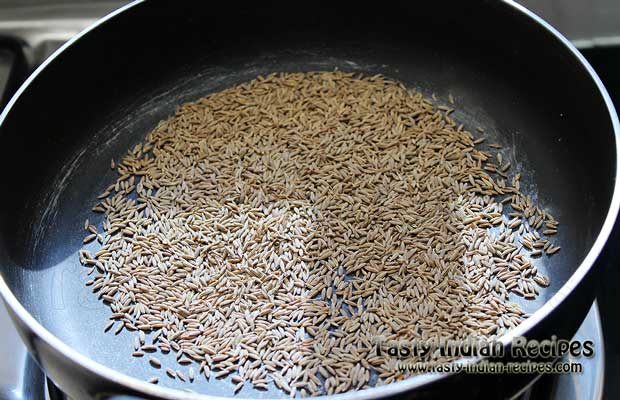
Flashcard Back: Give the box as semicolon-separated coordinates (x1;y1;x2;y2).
514;302;604;399
0;302;602;400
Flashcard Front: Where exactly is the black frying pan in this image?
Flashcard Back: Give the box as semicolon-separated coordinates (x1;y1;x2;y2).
0;1;618;399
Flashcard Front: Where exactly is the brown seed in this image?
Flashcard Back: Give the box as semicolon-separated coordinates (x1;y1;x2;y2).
103;321;114;332
141;345;157;352
83;234;97;244
149;357;161;368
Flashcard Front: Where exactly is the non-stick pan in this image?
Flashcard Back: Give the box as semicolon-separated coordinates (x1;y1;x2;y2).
0;1;618;399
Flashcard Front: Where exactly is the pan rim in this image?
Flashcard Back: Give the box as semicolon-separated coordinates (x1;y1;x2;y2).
0;0;618;399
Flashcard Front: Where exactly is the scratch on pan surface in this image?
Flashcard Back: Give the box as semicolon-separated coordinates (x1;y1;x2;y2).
30;144;89;258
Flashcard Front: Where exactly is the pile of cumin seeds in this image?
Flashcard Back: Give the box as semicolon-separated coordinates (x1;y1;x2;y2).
79;71;560;396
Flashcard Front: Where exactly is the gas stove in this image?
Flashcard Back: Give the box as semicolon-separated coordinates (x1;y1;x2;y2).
0;2;614;399
0;298;603;399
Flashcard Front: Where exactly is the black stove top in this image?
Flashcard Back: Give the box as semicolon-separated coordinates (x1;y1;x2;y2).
580;45;620;400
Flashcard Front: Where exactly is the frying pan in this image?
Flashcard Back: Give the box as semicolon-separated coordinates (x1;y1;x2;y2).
0;1;618;399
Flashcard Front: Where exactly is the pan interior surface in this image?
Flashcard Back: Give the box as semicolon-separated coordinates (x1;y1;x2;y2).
0;1;615;397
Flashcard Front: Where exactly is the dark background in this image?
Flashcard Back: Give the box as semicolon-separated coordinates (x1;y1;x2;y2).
581;46;620;400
